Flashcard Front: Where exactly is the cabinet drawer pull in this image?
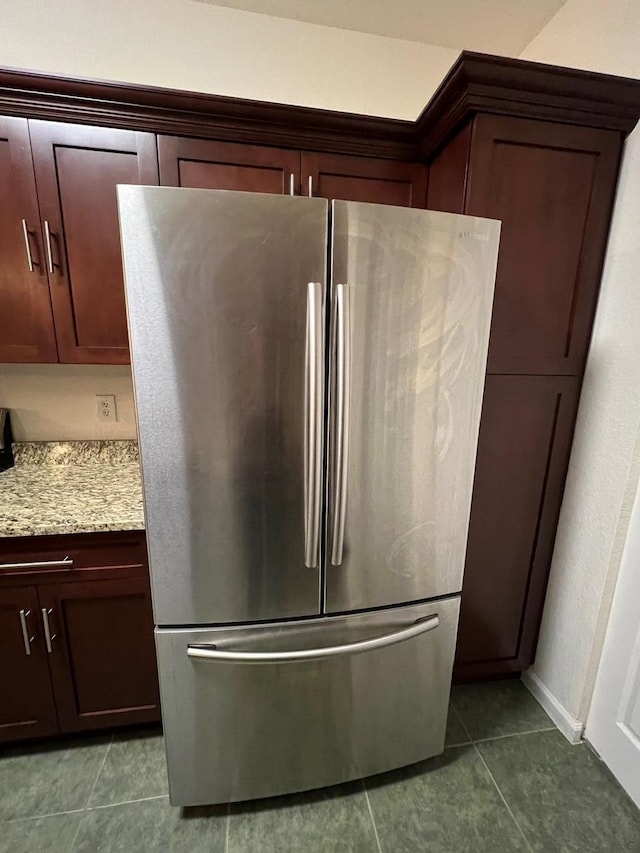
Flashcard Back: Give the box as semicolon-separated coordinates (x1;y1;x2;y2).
0;556;73;571
19;609;34;656
21;219;36;272
42;608;56;653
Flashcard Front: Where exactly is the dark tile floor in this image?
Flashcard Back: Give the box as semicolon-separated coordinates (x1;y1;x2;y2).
1;680;639;852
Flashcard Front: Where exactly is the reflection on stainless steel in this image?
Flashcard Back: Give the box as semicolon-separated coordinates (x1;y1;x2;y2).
326;202;499;613
157;598;458;805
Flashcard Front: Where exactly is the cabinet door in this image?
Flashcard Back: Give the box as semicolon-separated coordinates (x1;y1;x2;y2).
0;117;57;363
0;586;58;742
302;152;427;207
159;136;300;194
466;115;622;375
38;577;160;732
455;375;579;679
29;121;159;364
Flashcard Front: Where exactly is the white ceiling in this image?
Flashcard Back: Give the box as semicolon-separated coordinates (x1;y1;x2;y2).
194;0;567;55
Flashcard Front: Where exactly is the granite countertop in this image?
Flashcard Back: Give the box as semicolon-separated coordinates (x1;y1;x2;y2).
0;441;144;538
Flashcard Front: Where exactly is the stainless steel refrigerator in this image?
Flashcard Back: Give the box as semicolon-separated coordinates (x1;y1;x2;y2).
117;186;500;807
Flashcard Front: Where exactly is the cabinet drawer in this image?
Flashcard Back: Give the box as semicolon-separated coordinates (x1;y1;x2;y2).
0;531;147;580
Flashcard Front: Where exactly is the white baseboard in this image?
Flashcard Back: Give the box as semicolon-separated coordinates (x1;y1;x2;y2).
521;669;584;745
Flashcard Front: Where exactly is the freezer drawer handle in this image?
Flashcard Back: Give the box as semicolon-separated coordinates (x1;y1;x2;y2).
187;614;439;664
304;281;324;568
330;283;351;566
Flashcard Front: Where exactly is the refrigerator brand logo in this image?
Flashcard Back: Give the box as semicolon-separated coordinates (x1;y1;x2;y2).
459;230;490;242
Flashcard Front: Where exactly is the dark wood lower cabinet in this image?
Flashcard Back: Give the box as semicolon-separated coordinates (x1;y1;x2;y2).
0;586;58;742
455;375;580;680
0;531;160;742
39;577;160;733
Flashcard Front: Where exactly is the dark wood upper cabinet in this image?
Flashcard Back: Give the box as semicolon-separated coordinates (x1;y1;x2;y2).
0;117;58;363
0;586;58;742
29;121;159;364
302;152;427;207
38;575;159;733
428;115;622;376
456;375;579;680
159;136;300;194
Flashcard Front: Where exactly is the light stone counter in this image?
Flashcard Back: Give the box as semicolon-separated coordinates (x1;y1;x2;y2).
0;441;144;538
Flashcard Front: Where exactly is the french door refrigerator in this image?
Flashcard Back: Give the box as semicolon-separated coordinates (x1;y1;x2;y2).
117;186;500;807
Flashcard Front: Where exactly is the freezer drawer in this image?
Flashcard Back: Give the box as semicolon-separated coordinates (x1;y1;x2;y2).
156;597;459;806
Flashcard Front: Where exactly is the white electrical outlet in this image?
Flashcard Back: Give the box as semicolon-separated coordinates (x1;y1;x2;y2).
96;394;118;422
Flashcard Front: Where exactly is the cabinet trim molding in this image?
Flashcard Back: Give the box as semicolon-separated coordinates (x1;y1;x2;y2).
1;52;640;164
418;51;640;157
0;67;416;160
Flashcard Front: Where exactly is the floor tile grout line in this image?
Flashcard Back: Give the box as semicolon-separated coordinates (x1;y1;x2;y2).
449;702;472;741
472;743;535;853
444;739;473;749
225;801;232;853
85;733;114;810
473;726;557;745
443;730;556;752
87;794;169;811
5;808;87;825
69;734;113;853
361;779;383;853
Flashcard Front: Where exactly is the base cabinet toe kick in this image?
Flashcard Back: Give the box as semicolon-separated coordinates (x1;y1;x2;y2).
155;597;459;806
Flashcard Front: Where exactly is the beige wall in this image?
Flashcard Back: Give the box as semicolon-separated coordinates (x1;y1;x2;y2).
520;0;640;726
0;0;457;120
0;365;137;441
0;0;460;441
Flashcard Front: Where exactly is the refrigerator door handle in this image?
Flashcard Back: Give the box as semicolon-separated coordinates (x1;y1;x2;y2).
304;281;324;568
187;614;439;664
330;282;351;566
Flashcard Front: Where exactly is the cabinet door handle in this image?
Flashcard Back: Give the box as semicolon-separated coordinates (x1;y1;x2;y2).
289;173;295;196
0;556;73;571
21;219;36;272
19;609;34;656
44;220;55;274
41;608;56;653
308;175;313;197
